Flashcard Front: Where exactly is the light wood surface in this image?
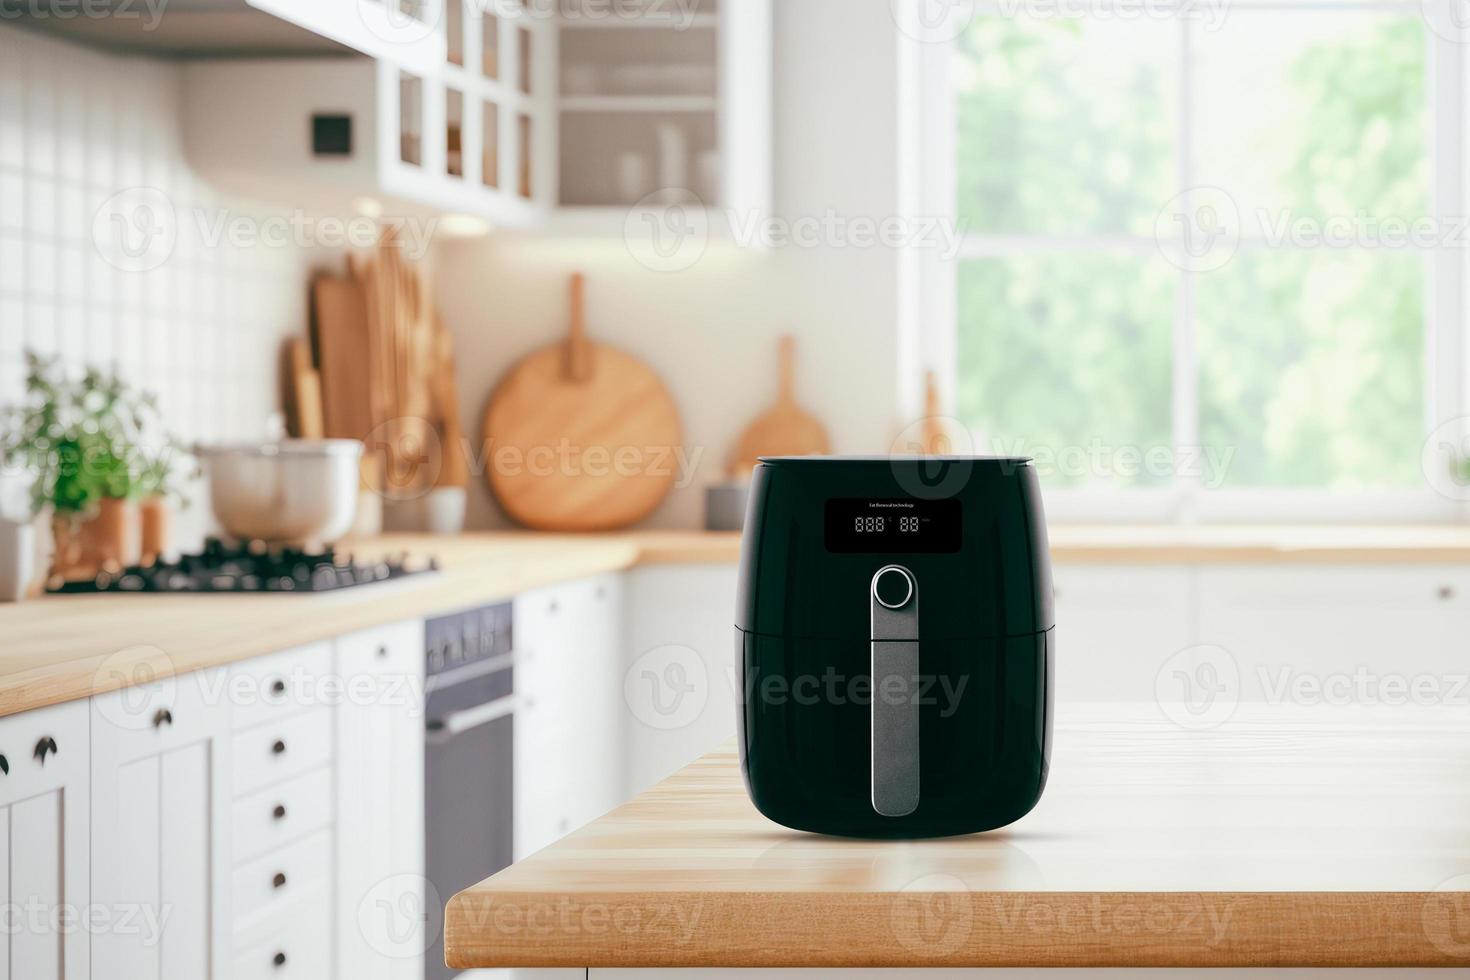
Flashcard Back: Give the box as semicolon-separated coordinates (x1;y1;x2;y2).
0;532;736;719
446;703;1470;968
727;335;830;478
483;273;683;530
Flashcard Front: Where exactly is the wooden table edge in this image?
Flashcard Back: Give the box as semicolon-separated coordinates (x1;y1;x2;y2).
444;889;1470;969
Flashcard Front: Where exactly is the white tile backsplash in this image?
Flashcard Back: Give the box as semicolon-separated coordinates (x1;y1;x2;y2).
0;24;338;543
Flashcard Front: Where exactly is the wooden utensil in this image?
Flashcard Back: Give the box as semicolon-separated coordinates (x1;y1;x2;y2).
921;370;949;455
727;334;830;478
482;273;682;531
284;337;324;440
312;277;375;441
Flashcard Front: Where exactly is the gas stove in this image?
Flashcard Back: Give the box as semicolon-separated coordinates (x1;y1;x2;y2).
48;538;438;594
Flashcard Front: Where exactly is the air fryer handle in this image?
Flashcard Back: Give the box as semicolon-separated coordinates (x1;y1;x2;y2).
870;565;920;818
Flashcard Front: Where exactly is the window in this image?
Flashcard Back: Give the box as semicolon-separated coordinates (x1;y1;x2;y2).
916;6;1461;520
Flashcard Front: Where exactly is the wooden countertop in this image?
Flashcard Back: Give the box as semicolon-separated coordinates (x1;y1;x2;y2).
4;524;1470;720
445;703;1470;969
0;531;738;718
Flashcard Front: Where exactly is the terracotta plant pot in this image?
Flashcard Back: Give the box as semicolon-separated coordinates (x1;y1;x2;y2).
51;499;142;581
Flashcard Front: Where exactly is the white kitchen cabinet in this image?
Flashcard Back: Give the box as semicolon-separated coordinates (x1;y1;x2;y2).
622;563;739;795
514;574;623;860
1197;565;1470;702
335;619;427;980
1051;565;1196;703
91;670;233;980
0;698;90;980
189;0;771;233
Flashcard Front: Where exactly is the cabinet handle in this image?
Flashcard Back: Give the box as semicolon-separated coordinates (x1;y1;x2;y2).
273;804;287;820
377;644;388;659
0;755;10;775
272;872;287;889
153;708;173;729
33;737;57;765
270;679;287;697
1439;585;1455;601
271;740;287;756
272;951;287;968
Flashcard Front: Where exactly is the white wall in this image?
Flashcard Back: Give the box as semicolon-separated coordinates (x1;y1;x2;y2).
0;24;336;546
434;0;906;530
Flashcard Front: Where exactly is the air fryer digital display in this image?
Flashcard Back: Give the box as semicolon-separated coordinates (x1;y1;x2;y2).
823;497;962;554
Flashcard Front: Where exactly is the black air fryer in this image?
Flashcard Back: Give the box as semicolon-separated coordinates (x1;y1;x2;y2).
735;455;1053;838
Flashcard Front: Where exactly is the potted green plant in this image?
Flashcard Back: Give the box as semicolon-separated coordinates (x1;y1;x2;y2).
0;353;190;579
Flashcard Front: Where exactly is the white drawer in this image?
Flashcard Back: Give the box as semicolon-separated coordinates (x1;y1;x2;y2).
229;642;334;732
233;828;333;926
0;698;89;807
231;885;331;980
232;707;333;798
232;767;333;864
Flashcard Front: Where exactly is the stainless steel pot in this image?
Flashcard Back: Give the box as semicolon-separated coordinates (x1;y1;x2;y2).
197;440;363;544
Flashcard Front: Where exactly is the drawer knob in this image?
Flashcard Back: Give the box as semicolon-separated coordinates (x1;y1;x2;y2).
273;872;287;889
33;737;57;765
270;679;287;697
272;951;287;968
1439;585;1455;601
271;740;287;756
153;708;173;729
273;804;287;820
377;644;388;659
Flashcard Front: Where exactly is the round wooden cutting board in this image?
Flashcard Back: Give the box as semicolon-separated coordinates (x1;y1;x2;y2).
482;274;682;531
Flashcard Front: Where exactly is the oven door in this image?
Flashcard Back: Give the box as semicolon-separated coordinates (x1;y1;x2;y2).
424;668;514;980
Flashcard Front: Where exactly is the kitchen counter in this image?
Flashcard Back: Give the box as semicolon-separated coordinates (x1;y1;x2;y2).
4;524;1470;719
0;531;738;717
444;703;1470;969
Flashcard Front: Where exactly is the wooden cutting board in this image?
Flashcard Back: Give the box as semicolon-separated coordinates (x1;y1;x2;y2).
312;276;376;442
727;334;829;477
482;274;682;530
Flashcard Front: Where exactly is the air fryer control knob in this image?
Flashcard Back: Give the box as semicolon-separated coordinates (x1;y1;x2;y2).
873;566;915;609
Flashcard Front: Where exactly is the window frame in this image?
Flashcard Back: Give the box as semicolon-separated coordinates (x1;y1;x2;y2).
904;1;1468;524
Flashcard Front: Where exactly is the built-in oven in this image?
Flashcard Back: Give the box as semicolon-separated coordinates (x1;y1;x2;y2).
423;603;514;980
